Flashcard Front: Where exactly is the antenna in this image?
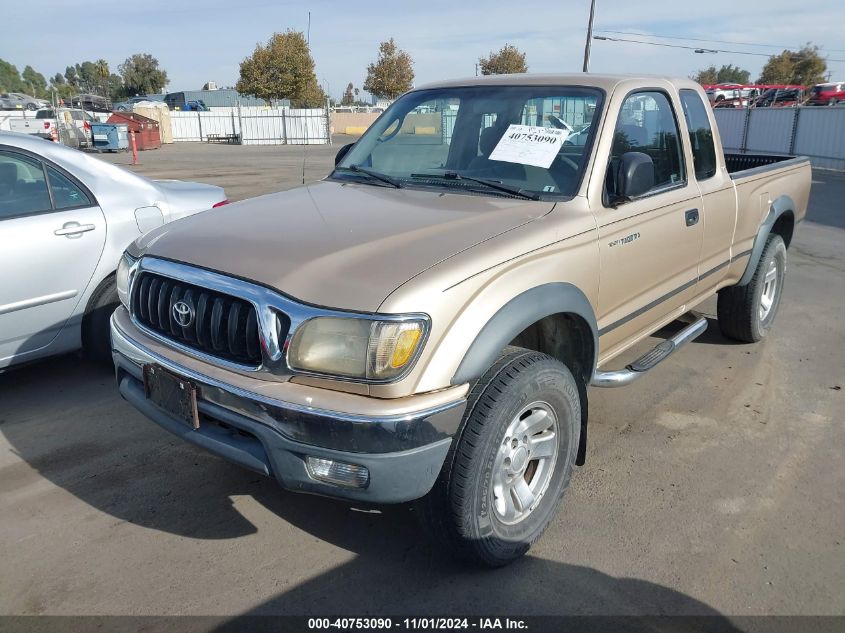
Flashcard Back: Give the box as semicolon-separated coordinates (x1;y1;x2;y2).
302;9;313;184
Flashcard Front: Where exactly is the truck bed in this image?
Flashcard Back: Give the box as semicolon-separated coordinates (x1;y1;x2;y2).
725;153;808;177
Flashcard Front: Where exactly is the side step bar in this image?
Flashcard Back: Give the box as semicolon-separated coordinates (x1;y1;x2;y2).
591;316;708;388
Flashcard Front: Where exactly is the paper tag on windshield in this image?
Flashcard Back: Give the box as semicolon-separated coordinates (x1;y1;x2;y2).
488;124;569;169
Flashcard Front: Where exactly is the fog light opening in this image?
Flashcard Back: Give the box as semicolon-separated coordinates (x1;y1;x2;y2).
306;456;370;488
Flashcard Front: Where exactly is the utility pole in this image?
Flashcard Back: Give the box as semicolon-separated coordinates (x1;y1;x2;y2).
307;11;311;45
582;0;596;72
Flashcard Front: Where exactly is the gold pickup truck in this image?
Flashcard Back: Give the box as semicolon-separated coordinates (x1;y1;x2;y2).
111;74;811;566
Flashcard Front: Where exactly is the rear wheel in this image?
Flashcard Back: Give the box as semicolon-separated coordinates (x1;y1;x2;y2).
418;347;581;567
82;277;119;364
717;234;786;343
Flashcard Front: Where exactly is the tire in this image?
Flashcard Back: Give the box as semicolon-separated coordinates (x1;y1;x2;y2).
81;276;119;364
26;103;37;111
418;346;581;567
717;234;787;343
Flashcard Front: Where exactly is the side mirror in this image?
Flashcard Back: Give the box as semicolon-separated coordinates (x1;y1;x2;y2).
335;143;354;166
617;151;654;200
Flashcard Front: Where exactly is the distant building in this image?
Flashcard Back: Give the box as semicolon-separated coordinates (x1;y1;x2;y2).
163;88;288;109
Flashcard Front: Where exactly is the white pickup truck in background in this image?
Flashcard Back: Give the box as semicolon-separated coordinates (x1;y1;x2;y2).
9;108;94;148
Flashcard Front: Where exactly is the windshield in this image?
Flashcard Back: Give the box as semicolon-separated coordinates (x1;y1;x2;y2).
333;85;602;199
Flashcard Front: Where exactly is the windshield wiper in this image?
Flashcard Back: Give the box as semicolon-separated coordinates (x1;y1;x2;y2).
410;171;540;201
336;164;403;189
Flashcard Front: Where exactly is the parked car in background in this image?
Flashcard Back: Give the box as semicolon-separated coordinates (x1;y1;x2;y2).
180;100;208;111
754;88;805;108
0;92;48;111
164;91;208;111
113;95;163;111
0;132;229;370
70;94;111;113
806;82;845;106
111;74;810;566
9;108;95;148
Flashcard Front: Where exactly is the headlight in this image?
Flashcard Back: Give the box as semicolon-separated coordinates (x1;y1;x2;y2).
116;252;138;309
288;316;427;381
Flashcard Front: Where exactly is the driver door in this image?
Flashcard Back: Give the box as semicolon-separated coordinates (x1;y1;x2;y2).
595;90;704;357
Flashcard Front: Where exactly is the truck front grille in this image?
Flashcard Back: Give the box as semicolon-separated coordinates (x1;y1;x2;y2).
131;272;263;366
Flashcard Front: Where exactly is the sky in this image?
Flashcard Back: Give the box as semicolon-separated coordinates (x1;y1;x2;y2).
2;0;844;100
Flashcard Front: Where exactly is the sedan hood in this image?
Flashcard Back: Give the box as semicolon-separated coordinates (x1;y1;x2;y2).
139;180;552;311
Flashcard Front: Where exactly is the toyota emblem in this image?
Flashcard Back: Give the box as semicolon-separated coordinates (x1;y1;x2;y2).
172;301;194;328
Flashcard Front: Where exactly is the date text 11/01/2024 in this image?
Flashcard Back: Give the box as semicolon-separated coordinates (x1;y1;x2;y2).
307;617;528;630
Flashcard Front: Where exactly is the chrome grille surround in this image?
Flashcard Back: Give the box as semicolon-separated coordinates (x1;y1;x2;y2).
127;257;429;383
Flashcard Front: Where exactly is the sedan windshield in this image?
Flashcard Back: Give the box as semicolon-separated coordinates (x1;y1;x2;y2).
333;85;602;199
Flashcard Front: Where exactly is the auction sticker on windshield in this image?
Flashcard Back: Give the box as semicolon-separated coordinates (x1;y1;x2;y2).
488;124;569;168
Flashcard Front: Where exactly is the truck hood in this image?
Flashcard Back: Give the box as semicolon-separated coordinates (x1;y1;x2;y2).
139;180;552;311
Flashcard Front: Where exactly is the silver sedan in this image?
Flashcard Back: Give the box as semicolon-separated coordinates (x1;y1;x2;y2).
0;132;228;369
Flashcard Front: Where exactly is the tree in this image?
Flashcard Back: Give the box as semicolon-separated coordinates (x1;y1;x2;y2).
236;30;325;107
119;53;168;96
693;64;750;85
341;82;355;105
64;65;79;89
364;38;414;100
91;59;110;96
21;66;47;98
0;58;24;92
478;44;528;75
108;74;126;101
693;66;718;85
49;72;74;101
758;44;827;86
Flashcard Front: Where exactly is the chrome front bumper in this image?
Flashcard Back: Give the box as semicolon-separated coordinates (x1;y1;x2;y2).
111;310;466;503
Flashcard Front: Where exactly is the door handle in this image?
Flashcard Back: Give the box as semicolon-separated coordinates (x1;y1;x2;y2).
685;209;700;227
54;222;95;238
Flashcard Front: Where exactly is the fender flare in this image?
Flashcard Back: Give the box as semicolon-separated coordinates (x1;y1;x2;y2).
737;195;795;287
451;282;598;385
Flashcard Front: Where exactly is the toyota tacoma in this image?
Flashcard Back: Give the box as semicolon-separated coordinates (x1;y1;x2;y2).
111;74;811;566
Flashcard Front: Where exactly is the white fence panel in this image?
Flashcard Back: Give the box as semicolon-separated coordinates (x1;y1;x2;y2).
170;112;202;141
168;107;328;145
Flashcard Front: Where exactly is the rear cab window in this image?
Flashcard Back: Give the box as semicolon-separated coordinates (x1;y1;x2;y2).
679;89;717;180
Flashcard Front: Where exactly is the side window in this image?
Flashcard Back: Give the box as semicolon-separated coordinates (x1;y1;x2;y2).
0;151;52;220
47;166;90;209
679;89;717;180
609;91;685;195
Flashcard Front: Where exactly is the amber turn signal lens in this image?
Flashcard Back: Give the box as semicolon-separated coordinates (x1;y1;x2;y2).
390;328;422;368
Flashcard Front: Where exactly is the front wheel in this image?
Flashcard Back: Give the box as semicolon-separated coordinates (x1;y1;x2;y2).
82;277;119;364
717;234;787;343
418;347;581;566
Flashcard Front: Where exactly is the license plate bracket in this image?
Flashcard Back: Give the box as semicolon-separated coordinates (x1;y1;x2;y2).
143;364;200;430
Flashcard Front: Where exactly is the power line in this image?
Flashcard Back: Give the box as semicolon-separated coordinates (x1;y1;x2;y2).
592;35;845;63
595;30;845;54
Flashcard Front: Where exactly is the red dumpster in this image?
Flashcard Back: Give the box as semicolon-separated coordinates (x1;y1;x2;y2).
106;112;161;150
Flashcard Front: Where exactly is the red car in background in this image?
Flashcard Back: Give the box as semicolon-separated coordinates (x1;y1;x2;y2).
807;82;845;106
